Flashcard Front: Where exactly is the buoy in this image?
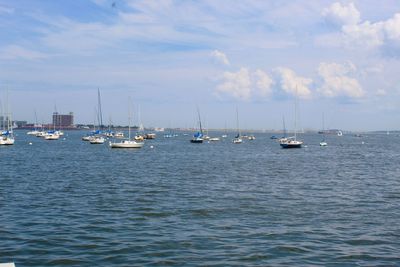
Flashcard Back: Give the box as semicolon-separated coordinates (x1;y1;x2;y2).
150;145;154;149
29;142;32;145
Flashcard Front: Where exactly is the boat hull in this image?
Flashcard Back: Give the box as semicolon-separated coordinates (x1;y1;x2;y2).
190;139;203;143
110;141;144;148
280;143;302;148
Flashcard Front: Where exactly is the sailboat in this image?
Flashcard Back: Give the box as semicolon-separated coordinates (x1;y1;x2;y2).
319;113;327;146
27;110;40;136
0;91;15;145
190;108;204;143
89;89;105;144
110;99;144;148
279;91;303;148
233;108;242;144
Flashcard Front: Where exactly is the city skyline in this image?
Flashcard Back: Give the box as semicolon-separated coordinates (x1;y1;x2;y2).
1;1;400;131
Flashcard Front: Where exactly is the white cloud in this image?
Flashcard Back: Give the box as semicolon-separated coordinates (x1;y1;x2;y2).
0;45;46;60
383;13;400;42
274;67;313;99
322;2;360;26
322;2;400;50
317;62;364;98
211;50;230;65
342;21;384;48
216;68;252;100
253;69;273;97
215;68;274;100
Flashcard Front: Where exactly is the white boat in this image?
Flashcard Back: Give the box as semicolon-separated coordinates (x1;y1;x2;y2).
110;99;144;149
319;113;328;146
36;131;46;137
43;132;60;140
0;132;14;145
337;130;343;136
27;130;40;135
248;135;256;140
233;135;243;144
82;135;91;141
209;137;220;141
134;134;145;141
110;139;144;148
280;90;303;149
89;135;105;144
280;137;303;148
232;108;242;144
0;91;15;145
190;108;204;143
114;131;124;138
319;141;328;146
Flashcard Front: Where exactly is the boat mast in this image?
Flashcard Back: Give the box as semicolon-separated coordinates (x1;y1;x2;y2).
97;88;103;131
282;115;286;137
197;107;203;134
236;107;240;137
128;98;132;140
294;88;298;141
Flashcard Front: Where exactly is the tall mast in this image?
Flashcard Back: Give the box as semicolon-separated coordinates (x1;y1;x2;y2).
236;107;240;136
197;107;203;134
282;115;286;137
294;88;298;140
128;97;132;140
97;88;103;131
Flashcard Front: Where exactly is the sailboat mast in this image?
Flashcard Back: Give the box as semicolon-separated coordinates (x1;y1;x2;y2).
97;88;103;131
128;98;132;140
197;107;203;134
294;89;298;140
282;115;286;137
236;107;240;136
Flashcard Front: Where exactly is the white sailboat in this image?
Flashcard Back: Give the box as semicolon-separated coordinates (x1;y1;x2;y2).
320;113;328;146
280;91;303;148
233;108;242;144
190;107;204;143
89;89;105;144
110;99;144;149
0;91;15;145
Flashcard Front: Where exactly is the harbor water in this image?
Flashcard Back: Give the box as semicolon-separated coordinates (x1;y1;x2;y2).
1;131;400;266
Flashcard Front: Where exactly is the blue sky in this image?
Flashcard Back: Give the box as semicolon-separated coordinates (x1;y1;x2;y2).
1;0;400;131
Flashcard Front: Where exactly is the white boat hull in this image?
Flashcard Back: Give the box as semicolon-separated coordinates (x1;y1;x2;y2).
0;137;15;145
110;140;144;148
44;134;60;140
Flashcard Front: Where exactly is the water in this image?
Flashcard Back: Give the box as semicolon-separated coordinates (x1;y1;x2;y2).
1;131;400;266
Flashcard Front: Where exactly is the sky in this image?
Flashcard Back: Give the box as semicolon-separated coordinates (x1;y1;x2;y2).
1;0;400;131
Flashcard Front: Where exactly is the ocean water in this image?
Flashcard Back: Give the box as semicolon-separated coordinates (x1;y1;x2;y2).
1;131;400;266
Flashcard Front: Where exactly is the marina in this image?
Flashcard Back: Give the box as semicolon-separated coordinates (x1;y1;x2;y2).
1;131;400;266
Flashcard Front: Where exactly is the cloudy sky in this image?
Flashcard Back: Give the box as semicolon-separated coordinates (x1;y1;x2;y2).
1;0;400;131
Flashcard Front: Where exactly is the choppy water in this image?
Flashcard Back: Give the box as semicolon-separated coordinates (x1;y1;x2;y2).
1;131;400;266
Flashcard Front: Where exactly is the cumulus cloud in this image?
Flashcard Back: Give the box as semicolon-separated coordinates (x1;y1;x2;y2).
342;21;384;48
254;69;274;97
211;50;230;65
216;68;252;99
215;68;274;100
322;3;400;50
322;2;360;26
317;62;364;98
274;67;313;99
